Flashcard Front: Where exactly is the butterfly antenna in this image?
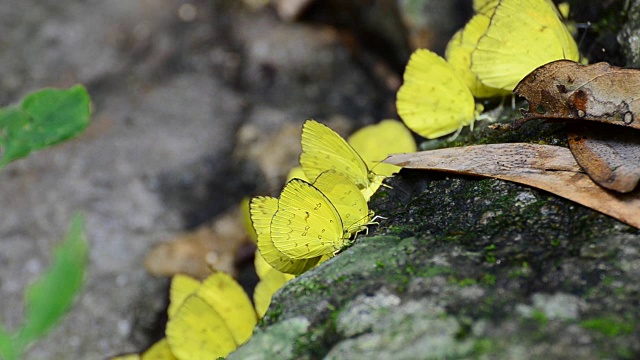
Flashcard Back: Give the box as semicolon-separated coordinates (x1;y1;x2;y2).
380;181;393;189
368;160;384;173
368;163;395;187
576;21;591;56
391;183;411;198
370;169;393;188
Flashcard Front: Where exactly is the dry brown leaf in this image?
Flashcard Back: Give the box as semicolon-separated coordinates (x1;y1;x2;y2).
497;60;640;131
568;123;640;193
487;59;640;193
385;143;640;229
144;204;251;279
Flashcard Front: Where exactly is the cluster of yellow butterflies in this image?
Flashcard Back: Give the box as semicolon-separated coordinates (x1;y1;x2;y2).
112;119;415;360
112;254;292;360
251;119;416;275
112;271;256;360
397;0;581;139
112;1;584;357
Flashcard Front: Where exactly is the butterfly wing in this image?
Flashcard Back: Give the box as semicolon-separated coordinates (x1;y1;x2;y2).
347;120;417;177
253;267;294;318
241;197;258;242
471;0;580;91
168;274;200;318
196;272;257;346
110;354;140;360
271;179;346;259
473;0;499;13
300;120;379;199
312;170;370;236
112;331;177;359
250;196;322;275
166;295;237;360
359;175;384;201
141;338;176;360
254;249;273;280
446;12;511;99
397;49;477;139
286;166;308;182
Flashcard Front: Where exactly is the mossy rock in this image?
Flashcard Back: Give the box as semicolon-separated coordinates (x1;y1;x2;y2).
230;164;639;359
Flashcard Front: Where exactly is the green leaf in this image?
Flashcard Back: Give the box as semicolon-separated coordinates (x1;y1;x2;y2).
16;213;88;348
0;323;18;360
0;108;31;146
0;85;91;167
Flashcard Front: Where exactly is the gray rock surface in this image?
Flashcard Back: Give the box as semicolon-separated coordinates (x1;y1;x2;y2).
0;1;386;358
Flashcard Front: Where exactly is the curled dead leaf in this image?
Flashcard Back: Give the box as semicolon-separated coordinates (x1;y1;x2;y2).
516;60;640;129
385;144;640;229
568;123;640;193
495;60;640;131
486;60;640;194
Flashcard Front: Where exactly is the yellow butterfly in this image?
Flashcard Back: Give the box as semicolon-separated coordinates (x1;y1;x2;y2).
250;196;323;275
168;274;200;318
300;119;384;201
470;0;580;91
347;119;417;177
271;171;370;260
240;197;258;243
254;247;277;280
294;120;415;182
138;339;176;360
397;3;499;139
397;49;484;139
445;7;510;99
251;170;368;270
165;272;258;360
313;170;371;233
166;295;237;360
110;275;201;360
286;166;308;182
473;0;498;13
112;355;140;360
